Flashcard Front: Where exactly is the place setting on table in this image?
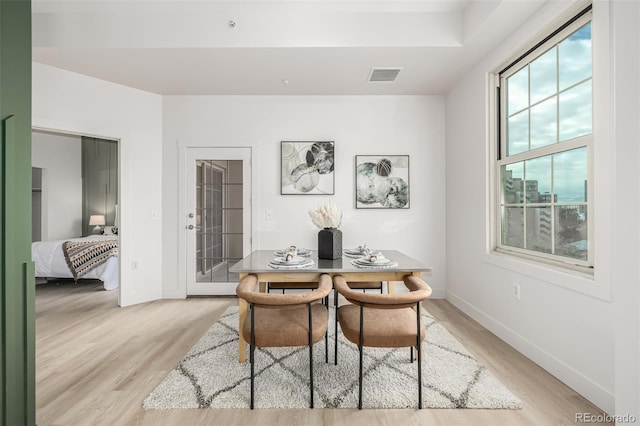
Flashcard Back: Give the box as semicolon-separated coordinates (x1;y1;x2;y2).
268;245;315;270
344;244;398;269
343;244;378;258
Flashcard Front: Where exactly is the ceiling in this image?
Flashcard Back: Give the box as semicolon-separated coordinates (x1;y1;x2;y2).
32;0;549;96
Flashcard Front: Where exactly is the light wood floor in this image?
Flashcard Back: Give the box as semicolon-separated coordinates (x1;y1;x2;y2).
35;281;611;426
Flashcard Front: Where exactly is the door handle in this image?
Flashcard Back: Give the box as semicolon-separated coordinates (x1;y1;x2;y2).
188;224;202;231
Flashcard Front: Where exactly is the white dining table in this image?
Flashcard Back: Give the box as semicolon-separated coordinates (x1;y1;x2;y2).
229;249;432;362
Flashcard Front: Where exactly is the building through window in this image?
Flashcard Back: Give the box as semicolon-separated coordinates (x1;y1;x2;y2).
493;5;592;270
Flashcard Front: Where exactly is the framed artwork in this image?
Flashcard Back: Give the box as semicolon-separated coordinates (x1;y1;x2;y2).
281;141;335;195
355;155;410;209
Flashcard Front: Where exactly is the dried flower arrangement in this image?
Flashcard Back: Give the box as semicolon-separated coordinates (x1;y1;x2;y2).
309;202;342;229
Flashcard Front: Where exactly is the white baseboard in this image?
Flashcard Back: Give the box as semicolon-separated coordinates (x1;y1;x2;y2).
446;290;615;414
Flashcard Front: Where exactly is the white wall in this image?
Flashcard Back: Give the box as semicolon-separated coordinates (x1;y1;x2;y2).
162;96;446;299
31;131;82;240
32;63;164;307
445;0;639;415
611;0;640;421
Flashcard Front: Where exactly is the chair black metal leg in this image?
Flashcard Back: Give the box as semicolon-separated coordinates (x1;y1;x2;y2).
250;305;255;410
324;295;329;363
416;301;423;409
325;309;328;363
411;346;414;363
308;303;314;408
334;289;339;365
358;304;364;410
325;330;328;363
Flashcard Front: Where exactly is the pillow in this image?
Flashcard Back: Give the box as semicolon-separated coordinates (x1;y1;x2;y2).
103;226;119;235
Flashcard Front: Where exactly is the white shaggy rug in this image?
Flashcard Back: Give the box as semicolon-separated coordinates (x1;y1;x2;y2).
143;306;522;410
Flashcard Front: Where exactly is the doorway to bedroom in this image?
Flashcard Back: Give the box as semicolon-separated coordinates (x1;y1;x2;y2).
31;129;120;293
184;147;252;296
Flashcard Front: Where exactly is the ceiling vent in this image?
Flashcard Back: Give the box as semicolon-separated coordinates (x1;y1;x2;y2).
368;67;403;83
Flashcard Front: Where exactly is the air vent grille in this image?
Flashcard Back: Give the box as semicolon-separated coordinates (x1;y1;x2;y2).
368;68;402;83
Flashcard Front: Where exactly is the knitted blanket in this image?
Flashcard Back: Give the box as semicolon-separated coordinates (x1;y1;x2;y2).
62;239;119;280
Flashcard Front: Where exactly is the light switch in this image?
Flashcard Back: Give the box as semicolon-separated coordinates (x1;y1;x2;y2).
265;209;273;221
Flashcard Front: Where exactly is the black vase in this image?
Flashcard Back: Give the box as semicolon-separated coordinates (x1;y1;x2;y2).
318;227;342;260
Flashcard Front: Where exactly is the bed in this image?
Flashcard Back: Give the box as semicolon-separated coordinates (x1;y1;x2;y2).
32;234;119;291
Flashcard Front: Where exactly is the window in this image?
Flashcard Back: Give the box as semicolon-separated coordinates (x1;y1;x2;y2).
494;6;592;270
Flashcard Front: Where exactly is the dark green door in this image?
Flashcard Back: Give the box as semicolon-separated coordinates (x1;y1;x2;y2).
1;1;35;425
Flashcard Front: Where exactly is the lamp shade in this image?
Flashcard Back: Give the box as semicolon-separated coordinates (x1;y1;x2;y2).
89;215;106;226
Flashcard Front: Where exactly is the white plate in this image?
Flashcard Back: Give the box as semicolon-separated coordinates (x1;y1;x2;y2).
268;259;315;269
352;256;393;266
274;248;312;257
270;256;310;265
344;249;381;258
350;259;398;269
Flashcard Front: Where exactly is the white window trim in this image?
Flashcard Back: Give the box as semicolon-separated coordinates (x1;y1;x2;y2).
488;5;597;278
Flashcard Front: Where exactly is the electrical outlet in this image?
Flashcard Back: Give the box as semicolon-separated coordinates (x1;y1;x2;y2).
131;260;139;270
512;283;521;300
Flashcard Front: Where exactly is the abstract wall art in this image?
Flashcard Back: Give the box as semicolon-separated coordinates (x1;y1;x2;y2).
355;155;410;209
281;141;335;195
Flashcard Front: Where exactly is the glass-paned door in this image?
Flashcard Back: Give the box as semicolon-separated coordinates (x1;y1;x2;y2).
195;160;242;284
186;147;251;295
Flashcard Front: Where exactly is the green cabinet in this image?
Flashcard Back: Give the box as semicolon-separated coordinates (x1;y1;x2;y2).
1;1;36;425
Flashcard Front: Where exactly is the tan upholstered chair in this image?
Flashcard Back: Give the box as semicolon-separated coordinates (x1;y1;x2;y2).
333;275;432;409
267;281;331;361
236;273;333;409
268;280;382;366
333;281;384;365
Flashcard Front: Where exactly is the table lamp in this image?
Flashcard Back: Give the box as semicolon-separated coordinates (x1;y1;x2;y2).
89;214;106;234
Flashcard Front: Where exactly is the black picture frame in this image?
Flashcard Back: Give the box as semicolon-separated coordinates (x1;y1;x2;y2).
355;155;410;209
281;141;335;195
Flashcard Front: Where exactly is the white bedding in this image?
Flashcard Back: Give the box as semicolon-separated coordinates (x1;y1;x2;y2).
31;235;119;291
